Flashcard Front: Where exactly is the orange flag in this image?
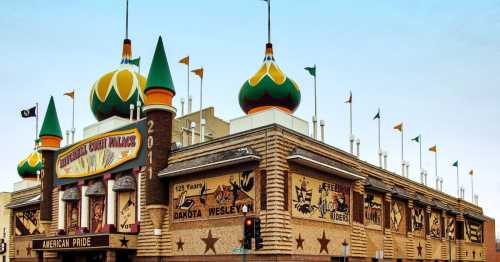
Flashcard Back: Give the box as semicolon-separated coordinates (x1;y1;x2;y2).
64;90;75;99
179;56;189;65
429;145;437;152
393;122;403;132
191;68;204;78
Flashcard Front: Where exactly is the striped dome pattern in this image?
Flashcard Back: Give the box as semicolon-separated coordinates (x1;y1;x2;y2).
17;151;42;179
90;65;146;121
239;43;301;114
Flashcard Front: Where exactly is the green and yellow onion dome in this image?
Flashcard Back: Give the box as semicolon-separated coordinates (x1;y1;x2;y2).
90;39;146;121
17;151;42;180
239;43;301;114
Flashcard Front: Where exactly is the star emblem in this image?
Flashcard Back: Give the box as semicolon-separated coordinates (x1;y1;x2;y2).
201;230;219;254
417;242;423;257
317;230;330;254
120;236;129;247
26;244;32;256
176;238;185;251
296;233;304;249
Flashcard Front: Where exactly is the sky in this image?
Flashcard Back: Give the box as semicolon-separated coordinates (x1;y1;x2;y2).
1;0;500;236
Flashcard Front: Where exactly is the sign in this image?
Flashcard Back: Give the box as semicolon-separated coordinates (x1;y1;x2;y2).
364;191;383;229
172;171;255;222
56;129;141;178
430;211;441;238
15;209;43;236
291;174;351;224
32;234;137;250
465;219;482;243
412;205;426;237
390;199;406;234
117;191;137;233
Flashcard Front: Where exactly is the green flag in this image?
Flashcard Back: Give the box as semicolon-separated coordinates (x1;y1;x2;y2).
130;57;141;67
304;65;316;77
373;109;380;120
452;160;458;167
411;135;420;143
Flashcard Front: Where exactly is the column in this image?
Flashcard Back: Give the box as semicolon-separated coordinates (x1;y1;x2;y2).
104;175;116;233
57;190;65;234
80;185;89;232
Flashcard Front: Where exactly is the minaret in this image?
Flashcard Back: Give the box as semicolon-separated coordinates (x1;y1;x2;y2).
38;96;63;233
142;36;176;236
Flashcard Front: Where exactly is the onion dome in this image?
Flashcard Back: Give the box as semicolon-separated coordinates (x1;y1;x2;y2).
90;39;146;121
17;151;42;179
239;43;301;114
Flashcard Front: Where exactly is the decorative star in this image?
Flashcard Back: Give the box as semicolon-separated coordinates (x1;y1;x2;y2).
317;230;330;254
26;245;32;256
417;242;423;257
120;236;129;247
176;238;185;251
201;230;219;254
296;233;304;249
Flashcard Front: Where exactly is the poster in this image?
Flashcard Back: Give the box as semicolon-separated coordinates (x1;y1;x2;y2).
364;192;382;229
66;202;80;235
390;200;406;233
117;191;136;232
292;175;351;224
412;206;426;237
430;212;441;238
173;171;255;222
56;129;141;178
446;216;456;240
15;209;42;236
90;197;105;233
465;219;482;243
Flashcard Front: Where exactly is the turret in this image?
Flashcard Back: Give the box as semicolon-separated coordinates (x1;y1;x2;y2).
38;96;63;233
142;36;176;236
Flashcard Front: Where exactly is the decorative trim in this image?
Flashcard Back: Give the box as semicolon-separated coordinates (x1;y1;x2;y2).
287;155;364;180
142;104;176;114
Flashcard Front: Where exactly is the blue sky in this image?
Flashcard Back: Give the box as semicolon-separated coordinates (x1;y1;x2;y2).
1;1;500;236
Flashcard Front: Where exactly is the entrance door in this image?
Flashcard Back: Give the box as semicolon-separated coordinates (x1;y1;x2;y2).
61;251;106;262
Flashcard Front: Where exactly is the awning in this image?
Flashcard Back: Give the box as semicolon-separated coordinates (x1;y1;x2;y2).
286;148;364;180
465;212;486;222
159;147;260;178
62;187;81;201
85;181;106;196
392;186;411;200
365;177;391;193
431;199;448;211
5;194;41;209
414;192;432;206
113;175;136;192
446;205;460;215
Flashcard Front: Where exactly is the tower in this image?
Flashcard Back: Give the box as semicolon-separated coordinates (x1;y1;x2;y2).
142;36;176;236
37;96;63;233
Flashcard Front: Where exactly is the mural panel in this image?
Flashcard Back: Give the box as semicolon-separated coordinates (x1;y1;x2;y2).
291;174;351;224
117;191;137;232
390;199;406;233
465;219;483;243
90;196;105;233
430;211;441;238
364;191;382;229
446;216;456;240
65;202;80;235
172;171;255;222
15;209;42;236
412;205;426;237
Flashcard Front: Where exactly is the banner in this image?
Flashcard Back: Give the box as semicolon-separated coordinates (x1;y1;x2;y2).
291;174;351;224
172;171;255;222
412;205;426;237
117;191;137;232
56;129;141;178
430;212;441;238
465;219;482;243
391;199;406;233
15;209;43;236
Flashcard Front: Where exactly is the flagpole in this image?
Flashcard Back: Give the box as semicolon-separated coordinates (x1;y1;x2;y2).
35;102;39;139
419;136;422;170
401;128;404;176
456;165;459;198
267;0;271;43
313;66;317;140
187;61;191;114
199;69;204;143
471;172;474;203
349;96;353;154
71;89;75;143
434;151;438;190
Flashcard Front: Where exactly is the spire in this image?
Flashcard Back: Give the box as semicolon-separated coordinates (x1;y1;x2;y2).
39;96;62;139
144;36;175;95
121;0;131;64
266;0;271;44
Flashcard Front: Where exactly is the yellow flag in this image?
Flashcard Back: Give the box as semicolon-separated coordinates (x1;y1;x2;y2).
393;122;403;132
429;145;437;152
191;68;204;78
64;91;75;99
469;169;474;176
179;56;189;65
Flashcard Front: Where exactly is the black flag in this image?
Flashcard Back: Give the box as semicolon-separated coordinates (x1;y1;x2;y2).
21;106;36;118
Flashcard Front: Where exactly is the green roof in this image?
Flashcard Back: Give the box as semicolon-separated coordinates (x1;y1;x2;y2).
144;36;175;94
39;96;62;138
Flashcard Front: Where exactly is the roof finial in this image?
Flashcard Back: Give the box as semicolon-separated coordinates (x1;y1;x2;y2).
125;0;129;39
266;0;271;44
